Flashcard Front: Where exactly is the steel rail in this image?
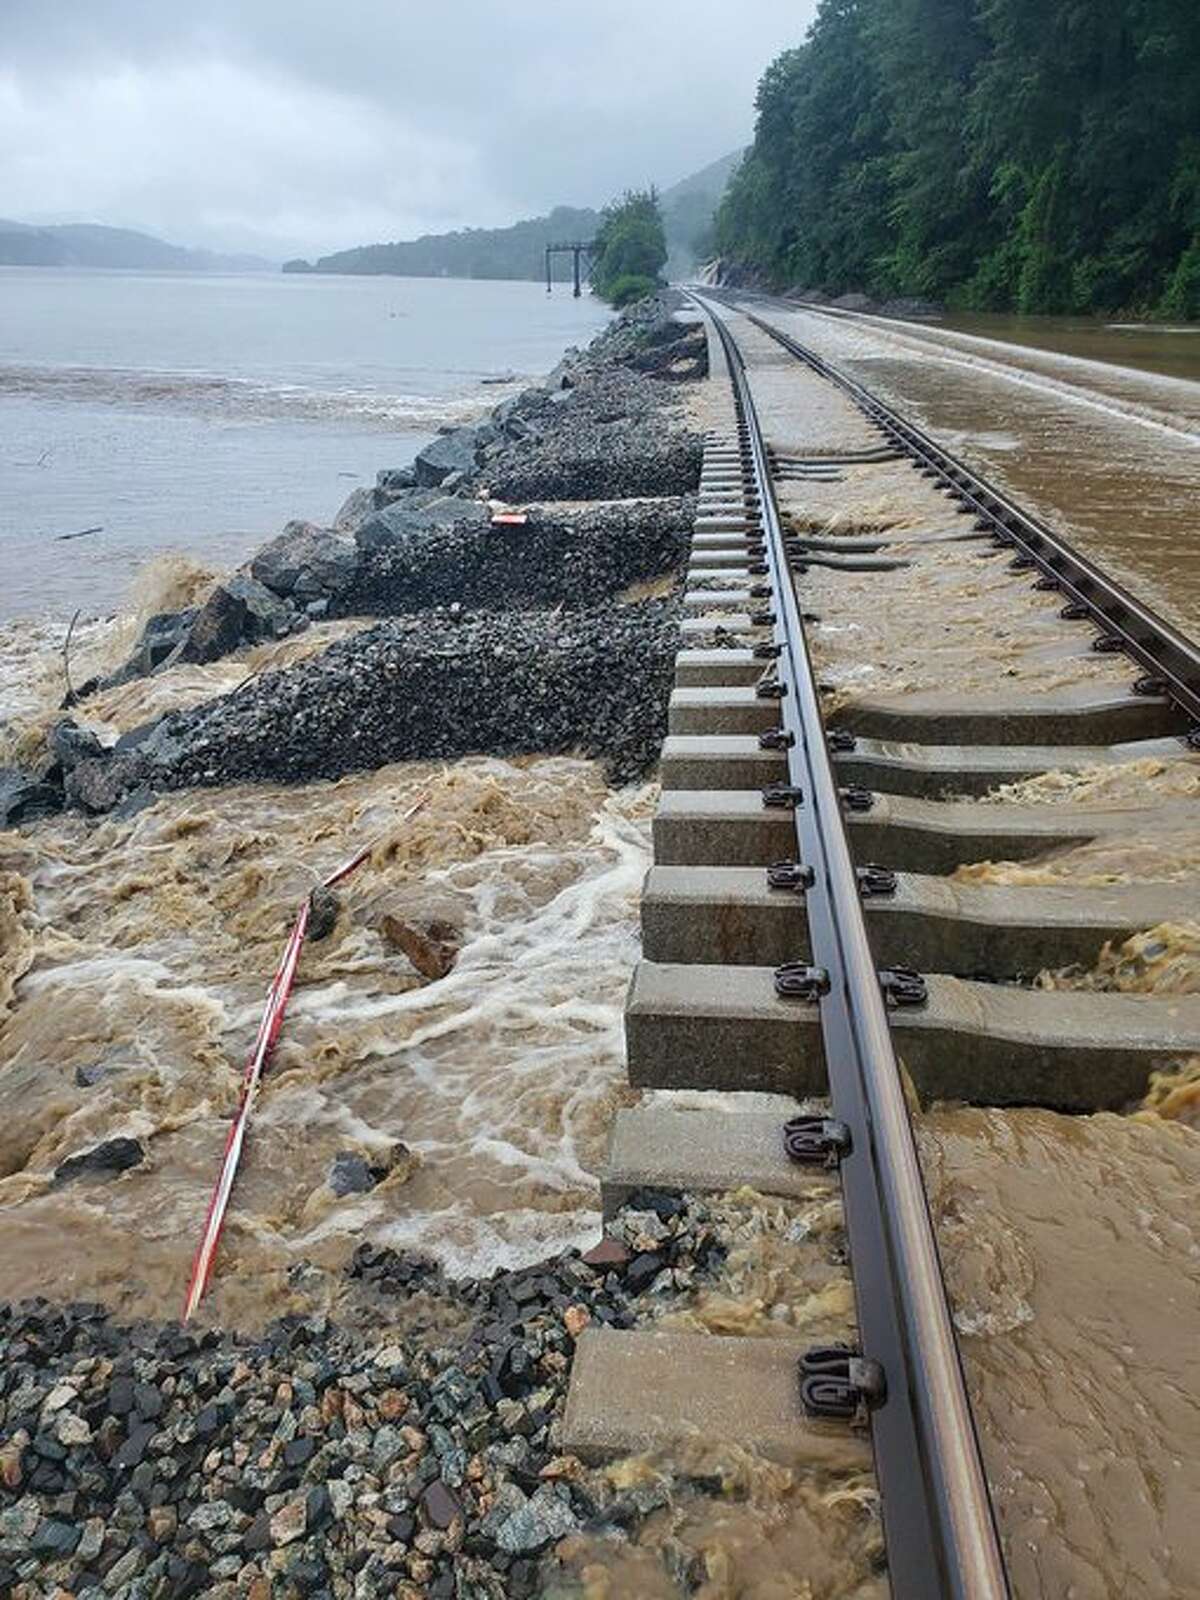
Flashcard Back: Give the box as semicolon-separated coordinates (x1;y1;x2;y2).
729;294;1200;731
690;290;1011;1600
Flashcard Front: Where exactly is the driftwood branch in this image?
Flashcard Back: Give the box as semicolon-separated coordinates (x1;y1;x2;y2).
61;608;81;707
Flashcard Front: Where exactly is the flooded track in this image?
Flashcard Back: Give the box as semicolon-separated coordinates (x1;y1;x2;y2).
561;292;1200;1598
732;295;1200;636
4;291;1200;1597
0;757;653;1325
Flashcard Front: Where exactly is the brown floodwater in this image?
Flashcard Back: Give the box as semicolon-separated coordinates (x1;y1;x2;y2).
0;753;653;1327
737;297;1200;635
5;317;1200;1595
936;313;1200;390
926;1106;1200;1600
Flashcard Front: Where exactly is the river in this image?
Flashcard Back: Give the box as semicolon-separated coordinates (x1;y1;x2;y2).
0;269;608;621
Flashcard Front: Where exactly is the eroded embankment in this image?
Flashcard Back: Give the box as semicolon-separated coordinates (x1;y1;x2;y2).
0;299;786;1598
1;295;706;825
0;1187;884;1600
0;295;707;1304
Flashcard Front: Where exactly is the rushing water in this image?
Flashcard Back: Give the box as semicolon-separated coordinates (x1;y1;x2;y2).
0;753;653;1326
740;297;1200;635
935;312;1200;389
0;269;608;619
5;285;1200;1594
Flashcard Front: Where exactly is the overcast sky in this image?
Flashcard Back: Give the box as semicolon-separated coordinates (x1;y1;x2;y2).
0;2;814;260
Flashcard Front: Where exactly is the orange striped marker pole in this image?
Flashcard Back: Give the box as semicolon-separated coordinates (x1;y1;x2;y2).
181;796;426;1322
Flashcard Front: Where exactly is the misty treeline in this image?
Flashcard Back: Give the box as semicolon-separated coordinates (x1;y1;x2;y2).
284;206;602;280
715;0;1200;317
590;189;668;307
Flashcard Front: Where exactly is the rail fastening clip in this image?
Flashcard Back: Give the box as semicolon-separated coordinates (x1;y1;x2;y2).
774;963;830;1001
767;861;815;892
799;1345;886;1423
783;1114;851;1168
879;966;928;1007
762;784;804;809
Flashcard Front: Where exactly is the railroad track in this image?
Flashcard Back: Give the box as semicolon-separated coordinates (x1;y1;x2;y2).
561;292;1200;1596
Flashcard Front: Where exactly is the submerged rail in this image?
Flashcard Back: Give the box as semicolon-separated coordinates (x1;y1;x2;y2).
690;291;1011;1599
732;295;1200;732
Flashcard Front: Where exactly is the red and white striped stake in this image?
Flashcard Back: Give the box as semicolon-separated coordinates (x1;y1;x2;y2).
181;797;427;1322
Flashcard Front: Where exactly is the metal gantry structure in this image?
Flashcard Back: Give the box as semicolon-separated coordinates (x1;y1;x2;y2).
692;291;1013;1600
545;240;598;298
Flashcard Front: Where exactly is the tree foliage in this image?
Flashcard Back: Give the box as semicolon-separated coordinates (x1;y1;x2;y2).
591;190;668;306
286;206;601;281
715;0;1200;316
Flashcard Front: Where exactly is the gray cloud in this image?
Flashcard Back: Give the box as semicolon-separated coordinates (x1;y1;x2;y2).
0;1;813;258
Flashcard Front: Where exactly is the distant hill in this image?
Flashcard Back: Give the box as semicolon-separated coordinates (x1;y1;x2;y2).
283;205;603;282
659;150;744;278
0;220;272;272
282;152;745;284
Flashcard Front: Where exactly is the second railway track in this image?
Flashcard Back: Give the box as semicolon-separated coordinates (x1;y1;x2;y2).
562;291;1200;1596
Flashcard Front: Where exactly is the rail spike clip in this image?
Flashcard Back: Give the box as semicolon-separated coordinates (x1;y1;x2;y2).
840;785;875;813
774;963;830;1001
879;966;928;1007
767;860;814;892
799;1345;886;1424
762;784;804;809
783;1114;851;1168
857;865;897;898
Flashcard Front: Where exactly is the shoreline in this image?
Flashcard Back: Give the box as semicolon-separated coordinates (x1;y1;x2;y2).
2;294;706;824
0;295;852;1600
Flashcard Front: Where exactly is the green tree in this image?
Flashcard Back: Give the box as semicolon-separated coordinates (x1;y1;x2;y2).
712;0;1200;318
591;189;668;307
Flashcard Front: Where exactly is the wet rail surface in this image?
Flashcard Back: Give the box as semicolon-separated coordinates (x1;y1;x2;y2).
699;293;1009;1598
695;293;1010;1598
728;295;1200;728
720;290;1200;638
564;290;1200;1596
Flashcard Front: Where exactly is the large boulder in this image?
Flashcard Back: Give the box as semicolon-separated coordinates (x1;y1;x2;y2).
250;521;359;602
136;609;197;672
48;719;106;772
412;426;484;487
0;769;62;826
181;575;297;664
331;487;377;533
352;495;489;554
93;608;197;692
375;465;417;498
64;755;132;814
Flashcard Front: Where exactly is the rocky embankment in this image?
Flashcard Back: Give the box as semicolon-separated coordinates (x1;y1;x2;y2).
0;1192;746;1600
0;294;707;821
0;295;733;1596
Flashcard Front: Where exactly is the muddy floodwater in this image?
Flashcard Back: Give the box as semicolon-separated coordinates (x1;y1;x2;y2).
5;298;1200;1598
0;752;653;1326
928;1107;1200;1599
742;298;1200;635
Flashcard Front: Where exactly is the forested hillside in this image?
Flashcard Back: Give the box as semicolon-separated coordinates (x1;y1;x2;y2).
283;207;601;280
0;220;269;272
715;0;1200;317
283;152;742;283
